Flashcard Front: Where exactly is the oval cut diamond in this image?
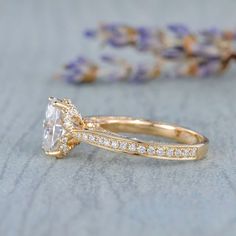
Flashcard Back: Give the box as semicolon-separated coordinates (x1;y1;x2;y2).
42;101;65;152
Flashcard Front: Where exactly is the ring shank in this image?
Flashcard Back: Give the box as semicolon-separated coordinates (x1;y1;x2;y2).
81;116;209;160
85;116;208;145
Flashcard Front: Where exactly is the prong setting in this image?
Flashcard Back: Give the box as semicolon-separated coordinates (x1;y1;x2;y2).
42;97;84;158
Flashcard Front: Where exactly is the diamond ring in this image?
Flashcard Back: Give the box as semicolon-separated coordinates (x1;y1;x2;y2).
42;97;209;160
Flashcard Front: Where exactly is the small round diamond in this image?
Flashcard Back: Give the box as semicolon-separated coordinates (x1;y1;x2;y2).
111;140;118;149
175;149;182;157
82;133;88;140
137;145;146;154
77;133;82;139
156;147;164;156
89;134;95;142
103;138;110;146
128;143;136;152
190;148;197;157
98;137;104;144
120;142;127;150
61;137;68;144
147;146;155;155
182;148;189;157
167;148;174;157
60;144;68;153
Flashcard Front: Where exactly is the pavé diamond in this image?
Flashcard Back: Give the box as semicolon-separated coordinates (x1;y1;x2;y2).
175;149;182;157
147;146;155;155
156;147;164;156
120;142;127;150
128;143;136;152
111;140;118;149
182;148;189;157
98;137;104;144
167;148;174;157
104;138;110;146
60;143;68;153
43;100;65;152
137;145;146;154
83;133;88;140
89;134;95;142
191;148;197;156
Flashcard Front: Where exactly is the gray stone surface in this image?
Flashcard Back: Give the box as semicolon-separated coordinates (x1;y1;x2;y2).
0;0;236;236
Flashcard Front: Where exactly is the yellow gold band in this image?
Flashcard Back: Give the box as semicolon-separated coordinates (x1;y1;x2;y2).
75;116;208;160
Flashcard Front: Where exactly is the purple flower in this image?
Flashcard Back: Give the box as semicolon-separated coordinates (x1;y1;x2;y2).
98;24;131;47
84;29;97;38
63;74;79;84
138;27;150;39
106;37;127;47
76;56;88;64
162;47;183;59
62;56;96;83
136;27;153;51
190;45;221;60
65;57;88;70
102;23;117;31
168;24;189;36
65;62;77;70
200;28;220;38
198;60;219;77
100;54;115;63
129;64;149;82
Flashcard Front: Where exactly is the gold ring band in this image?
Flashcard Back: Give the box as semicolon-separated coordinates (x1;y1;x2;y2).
42;97;209;160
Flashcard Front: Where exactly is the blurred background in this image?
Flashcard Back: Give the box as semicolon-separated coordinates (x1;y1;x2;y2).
0;0;236;236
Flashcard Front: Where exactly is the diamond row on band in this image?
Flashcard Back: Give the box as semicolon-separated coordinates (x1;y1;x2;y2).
77;132;198;159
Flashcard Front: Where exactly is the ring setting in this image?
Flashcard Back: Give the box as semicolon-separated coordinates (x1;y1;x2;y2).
42;97;83;157
42;97;209;160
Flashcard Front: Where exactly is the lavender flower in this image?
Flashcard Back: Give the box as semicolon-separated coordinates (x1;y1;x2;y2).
58;24;236;84
100;54;116;63
129;64;150;82
84;29;97;38
161;47;183;59
197;60;220;77
167;24;189;37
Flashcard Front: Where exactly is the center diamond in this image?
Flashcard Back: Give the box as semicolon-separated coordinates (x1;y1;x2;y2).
42;100;65;152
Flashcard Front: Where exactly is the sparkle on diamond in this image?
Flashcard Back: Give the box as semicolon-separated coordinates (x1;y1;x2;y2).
43;100;65;152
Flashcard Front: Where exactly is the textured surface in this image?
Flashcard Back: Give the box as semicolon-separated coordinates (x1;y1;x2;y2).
0;1;236;236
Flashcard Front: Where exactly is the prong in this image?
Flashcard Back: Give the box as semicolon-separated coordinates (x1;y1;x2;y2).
63;98;72;105
52;100;69;110
48;96;56;101
44;150;64;158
